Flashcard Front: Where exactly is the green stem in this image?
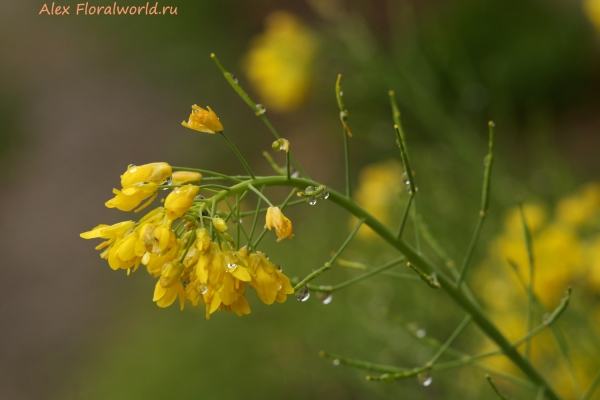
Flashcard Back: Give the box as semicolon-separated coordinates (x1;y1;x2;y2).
518;201;536;360
396;194;414;238
314;257;405;292
248;184;273;207
205;176;561;400
429;315;472;365
455;122;495;288
219;131;255;179
487;375;512;400
211;53;309;179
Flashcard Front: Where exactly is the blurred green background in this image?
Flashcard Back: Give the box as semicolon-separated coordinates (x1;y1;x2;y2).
1;0;600;399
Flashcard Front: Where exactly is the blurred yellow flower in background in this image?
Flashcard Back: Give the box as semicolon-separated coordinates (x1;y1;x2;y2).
351;160;404;239
584;0;600;32
243;11;317;112
475;183;600;399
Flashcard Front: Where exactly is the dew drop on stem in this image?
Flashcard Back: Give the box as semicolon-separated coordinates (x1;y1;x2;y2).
417;371;432;387
332;359;340;366
295;285;310;302
317;291;333;305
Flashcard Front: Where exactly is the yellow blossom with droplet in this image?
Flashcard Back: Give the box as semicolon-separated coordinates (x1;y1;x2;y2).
120;162;172;188
243;11;317;112
80;220;135;250
247;251;294;305
171;171;202;185
164;184;199;220
181;105;223;134
265;206;294;242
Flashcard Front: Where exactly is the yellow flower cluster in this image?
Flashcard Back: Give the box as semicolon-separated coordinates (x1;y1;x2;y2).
243;11;317;112
81;163;295;318
475;183;600;398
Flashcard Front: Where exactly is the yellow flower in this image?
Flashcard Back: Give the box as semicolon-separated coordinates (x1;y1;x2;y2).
120;162;172;188
265;206;294;242
556;183;600;227
171;171;202;185
80;220;135;250
164;184;199;220
153;279;185;310
212;217;228;233
107;231;145;271
181;105;223;134
248;251;294;305
243;11;317;112
105;182;158;212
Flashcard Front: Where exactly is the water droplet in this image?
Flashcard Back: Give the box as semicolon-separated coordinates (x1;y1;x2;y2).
417;371;432;387
291;170;300;178
275;264;282;271
402;172;410;186
295;285;310;301
227;263;237;272
162;176;172;186
320;189;330;200
332;359;340;366
129;167;137;173
339;91;343;96
182;279;190;289
229;73;238;84
483;154;490;167
317;291;333;305
194;195;205;200
255;104;266;115
141;252;150;265
127;164;135;169
308;197;317;206
416;329;426;338
305;186;315;193
199;283;208;294
174;188;181;194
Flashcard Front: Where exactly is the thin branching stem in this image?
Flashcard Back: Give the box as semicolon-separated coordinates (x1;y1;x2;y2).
218;131;255;179
336;74;352;198
456;121;495;288
396;194;414;238
487;375;512;400
171;166;243;183
206;176;561;400
304;257;406;293
429;315;472;365
518;201;536;360
211;53;309;179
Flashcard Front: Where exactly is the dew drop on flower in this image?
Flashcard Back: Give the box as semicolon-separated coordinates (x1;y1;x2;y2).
417;371;432;387
127;164;135;169
162;176;173;185
275;264;282;271
255;104;266;115
295;285;310;302
308;197;317;206
199;283;208;295
332;359;340;366
141;252;150;265
227;263;237;272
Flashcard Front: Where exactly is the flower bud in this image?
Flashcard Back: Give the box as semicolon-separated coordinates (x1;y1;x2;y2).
212;217;228;233
195;228;211;253
271;138;290;152
165;184;199;220
172;171;202;185
121;162;172;188
181;105;224;134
